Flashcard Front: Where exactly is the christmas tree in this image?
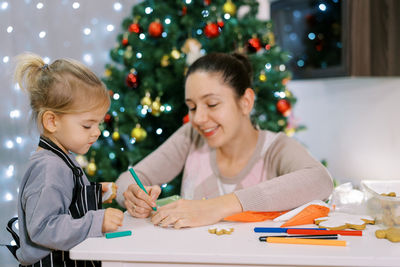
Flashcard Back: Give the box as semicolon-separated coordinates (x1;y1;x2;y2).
80;0;301;202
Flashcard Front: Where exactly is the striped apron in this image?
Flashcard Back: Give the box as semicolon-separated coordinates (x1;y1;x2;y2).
6;136;102;267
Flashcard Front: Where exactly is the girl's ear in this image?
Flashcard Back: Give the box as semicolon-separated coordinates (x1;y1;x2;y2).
42;111;58;133
239;88;255;115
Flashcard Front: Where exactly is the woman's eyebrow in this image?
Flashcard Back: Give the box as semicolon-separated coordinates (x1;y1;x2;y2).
186;94;218;102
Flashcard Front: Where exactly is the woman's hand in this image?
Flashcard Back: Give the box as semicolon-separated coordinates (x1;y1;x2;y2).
151;193;243;229
123;183;161;218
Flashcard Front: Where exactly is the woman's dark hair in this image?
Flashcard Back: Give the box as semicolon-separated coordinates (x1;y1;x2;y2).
185;52;253;97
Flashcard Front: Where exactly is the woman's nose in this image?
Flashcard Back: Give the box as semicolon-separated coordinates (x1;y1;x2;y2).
192;106;207;124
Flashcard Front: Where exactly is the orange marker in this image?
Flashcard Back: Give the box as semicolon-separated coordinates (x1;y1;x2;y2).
266;237;347;246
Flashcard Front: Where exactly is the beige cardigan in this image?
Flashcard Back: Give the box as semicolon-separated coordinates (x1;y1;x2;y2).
116;123;333;211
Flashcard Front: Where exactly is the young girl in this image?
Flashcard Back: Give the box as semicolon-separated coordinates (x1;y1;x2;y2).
7;53;124;267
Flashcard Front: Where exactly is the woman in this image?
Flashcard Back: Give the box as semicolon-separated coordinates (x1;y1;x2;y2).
116;52;333;228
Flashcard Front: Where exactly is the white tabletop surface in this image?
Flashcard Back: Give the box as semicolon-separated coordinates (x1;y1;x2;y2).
70;212;400;267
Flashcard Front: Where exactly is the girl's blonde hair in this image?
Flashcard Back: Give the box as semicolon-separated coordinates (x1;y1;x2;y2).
14;52;110;131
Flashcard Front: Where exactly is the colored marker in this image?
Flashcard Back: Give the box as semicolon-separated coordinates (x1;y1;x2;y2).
129;167;157;211
265;237;346;246
287;229;362;236
259;234;338;242
254;227;326;233
105;230;132;239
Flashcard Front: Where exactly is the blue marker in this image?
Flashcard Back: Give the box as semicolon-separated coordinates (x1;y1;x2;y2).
129;167;157;211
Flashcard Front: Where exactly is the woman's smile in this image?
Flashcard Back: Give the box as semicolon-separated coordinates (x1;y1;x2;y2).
202;126;219;137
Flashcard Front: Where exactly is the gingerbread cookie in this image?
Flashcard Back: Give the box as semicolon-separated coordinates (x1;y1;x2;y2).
375;227;400;242
314;212;375;230
208;227;234;235
102;182;117;203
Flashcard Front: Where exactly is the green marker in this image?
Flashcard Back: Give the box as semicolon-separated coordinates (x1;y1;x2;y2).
105;230;132;239
156;195;181;207
129;167;157;211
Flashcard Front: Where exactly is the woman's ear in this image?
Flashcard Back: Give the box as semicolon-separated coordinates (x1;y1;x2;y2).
42;111;58;133
239;88;255;115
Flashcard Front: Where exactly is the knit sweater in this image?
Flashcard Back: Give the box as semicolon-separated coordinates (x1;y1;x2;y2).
116;123;333;211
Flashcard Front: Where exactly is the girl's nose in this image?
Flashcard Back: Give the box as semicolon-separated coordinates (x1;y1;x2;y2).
93;126;101;137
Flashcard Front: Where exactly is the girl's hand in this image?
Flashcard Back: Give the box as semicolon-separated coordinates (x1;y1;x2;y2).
123;184;161;218
151;194;242;229
102;208;124;233
101;182;117;204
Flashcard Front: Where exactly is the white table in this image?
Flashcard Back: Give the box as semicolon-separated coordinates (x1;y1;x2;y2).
70;213;400;267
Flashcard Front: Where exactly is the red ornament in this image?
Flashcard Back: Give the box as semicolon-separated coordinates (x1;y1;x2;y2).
121;32;129;46
183;114;190;124
126;70;139;88
104;114;112;124
265;44;271;50
248;37;262;52
148;21;163;37
129;22;142;34
217;19;224;28
204;23;220;38
182;5;187;15
204;0;211;5
276;99;291;116
282;78;290;85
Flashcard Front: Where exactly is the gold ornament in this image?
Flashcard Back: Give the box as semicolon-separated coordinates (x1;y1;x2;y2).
237;45;245;54
112;131;120;141
170;48;181;60
131;124;147;142
181;38;202;65
86;159;97;176
161;55;170;67
259;72;267;82
75;155;88;168
140;91;152;107
151;96;162;116
278;119;286;126
181;38;201;54
267;31;275;46
223;0;236;16
104;69;112;77
123;46;133;63
285;127;295;137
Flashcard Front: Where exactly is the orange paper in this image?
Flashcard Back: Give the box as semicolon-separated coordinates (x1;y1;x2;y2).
224;211;287;222
280;204;330;227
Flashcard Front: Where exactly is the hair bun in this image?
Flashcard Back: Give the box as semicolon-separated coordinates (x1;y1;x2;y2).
231;52;253;81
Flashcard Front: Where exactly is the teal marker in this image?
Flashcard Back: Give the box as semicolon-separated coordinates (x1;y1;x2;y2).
105;230;132;239
129;167;157;211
